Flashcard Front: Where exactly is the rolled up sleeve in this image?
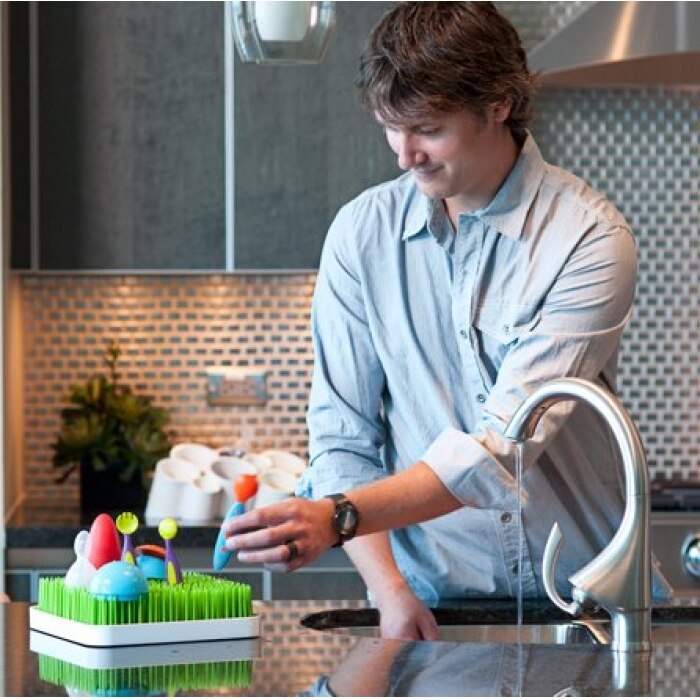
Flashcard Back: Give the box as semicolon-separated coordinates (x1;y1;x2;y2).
421;225;638;508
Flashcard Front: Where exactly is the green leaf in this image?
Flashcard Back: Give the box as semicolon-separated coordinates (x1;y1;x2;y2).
91;454;107;473
51;342;173;485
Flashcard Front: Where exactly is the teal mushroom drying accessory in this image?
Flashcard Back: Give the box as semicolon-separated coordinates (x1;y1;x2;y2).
213;474;259;571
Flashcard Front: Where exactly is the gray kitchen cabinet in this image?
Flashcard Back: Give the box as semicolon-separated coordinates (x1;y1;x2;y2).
232;1;398;269
11;2;225;271
8;3;32;270
9;2;399;271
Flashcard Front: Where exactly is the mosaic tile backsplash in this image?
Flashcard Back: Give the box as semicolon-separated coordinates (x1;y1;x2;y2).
17;1;700;501
21;274;316;499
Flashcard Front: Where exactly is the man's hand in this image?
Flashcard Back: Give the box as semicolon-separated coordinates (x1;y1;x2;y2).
373;584;438;641
223;497;337;572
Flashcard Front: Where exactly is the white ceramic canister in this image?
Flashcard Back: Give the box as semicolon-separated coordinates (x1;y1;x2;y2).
144;457;200;522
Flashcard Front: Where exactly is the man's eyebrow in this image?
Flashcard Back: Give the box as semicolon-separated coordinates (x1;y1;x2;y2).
375;117;421;130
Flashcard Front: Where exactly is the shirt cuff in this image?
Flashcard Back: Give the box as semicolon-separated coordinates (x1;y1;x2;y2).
296;451;386;500
421;427;518;509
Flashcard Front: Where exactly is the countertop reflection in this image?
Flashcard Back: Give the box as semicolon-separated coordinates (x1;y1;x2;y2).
7;599;700;696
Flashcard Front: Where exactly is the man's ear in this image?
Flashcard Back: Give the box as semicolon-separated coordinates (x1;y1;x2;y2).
491;98;513;123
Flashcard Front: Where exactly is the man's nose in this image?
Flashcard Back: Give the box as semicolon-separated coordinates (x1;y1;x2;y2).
395;135;426;171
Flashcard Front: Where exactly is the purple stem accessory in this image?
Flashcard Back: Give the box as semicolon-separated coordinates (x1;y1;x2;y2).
122;533;137;565
164;539;183;585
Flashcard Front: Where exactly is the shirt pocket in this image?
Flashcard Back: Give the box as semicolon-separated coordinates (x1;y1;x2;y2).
472;303;541;385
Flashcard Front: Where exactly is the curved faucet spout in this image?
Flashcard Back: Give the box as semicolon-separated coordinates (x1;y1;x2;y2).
504;377;651;653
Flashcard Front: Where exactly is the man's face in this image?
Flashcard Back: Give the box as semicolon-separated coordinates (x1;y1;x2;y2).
378;106;512;212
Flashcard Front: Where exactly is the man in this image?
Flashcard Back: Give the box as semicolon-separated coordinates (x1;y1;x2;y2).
223;2;669;640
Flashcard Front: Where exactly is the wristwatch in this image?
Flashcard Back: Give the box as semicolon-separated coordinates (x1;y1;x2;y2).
327;493;360;547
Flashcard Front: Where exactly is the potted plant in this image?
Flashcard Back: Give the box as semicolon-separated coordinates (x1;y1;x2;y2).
52;341;173;517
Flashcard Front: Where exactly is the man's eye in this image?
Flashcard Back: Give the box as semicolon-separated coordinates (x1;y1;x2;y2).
416;127;439;136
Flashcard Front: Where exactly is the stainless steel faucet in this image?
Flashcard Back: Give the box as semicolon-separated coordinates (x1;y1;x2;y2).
504;377;651;653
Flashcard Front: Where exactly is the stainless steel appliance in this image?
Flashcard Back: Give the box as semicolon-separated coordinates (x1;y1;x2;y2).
652;482;700;595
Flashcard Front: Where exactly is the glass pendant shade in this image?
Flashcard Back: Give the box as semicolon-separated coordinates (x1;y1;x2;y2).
231;1;336;65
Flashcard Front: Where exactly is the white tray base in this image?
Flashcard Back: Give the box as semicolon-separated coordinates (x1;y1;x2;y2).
29;606;259;647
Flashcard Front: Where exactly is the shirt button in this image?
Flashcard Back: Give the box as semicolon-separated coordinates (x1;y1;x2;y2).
459;329;468;339
476;393;486;403
502;324;510;334
500;512;512;524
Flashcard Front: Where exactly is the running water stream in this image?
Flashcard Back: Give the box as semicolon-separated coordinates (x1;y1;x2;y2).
515;442;525;627
515;442;525;697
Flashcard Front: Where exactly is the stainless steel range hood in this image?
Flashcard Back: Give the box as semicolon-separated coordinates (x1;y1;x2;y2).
528;1;700;87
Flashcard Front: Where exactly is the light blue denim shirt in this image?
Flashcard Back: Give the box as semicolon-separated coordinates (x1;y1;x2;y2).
298;135;670;604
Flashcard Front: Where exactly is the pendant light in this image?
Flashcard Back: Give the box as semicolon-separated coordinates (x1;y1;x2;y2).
230;1;336;65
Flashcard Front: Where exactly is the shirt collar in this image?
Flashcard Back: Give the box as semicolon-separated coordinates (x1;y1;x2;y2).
401;184;431;241
401;196;453;247
400;133;546;242
473;133;545;240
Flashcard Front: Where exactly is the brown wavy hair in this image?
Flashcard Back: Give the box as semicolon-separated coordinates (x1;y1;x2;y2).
356;2;536;140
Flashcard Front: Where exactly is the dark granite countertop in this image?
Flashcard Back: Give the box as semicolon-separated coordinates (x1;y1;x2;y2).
10;598;700;696
11;495;700;549
6;497;221;549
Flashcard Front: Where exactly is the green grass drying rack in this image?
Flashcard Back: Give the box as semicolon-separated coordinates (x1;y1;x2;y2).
29;572;259;646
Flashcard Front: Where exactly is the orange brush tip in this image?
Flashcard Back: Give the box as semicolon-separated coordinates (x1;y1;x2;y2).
136;544;166;559
233;474;258;503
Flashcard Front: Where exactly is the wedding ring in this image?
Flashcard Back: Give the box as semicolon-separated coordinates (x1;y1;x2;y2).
286;540;299;562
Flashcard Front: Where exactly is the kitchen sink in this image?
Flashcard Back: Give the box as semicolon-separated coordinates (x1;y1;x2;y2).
320;621;603;644
300;606;606;645
300;604;700;646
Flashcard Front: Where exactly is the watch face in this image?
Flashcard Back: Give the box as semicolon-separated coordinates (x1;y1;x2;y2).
334;504;358;536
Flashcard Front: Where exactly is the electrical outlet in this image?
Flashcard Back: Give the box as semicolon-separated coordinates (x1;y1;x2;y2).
206;366;269;406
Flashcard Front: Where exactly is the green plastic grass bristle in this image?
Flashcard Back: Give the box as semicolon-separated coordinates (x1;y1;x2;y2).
37;573;253;625
38;654;253;694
